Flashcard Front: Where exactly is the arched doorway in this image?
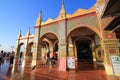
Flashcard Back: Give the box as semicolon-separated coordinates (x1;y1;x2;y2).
38;32;59;65
67;27;104;70
75;38;94;70
76;38;92;62
15;43;25;71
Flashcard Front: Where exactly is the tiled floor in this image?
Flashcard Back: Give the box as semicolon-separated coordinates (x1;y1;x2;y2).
0;60;120;80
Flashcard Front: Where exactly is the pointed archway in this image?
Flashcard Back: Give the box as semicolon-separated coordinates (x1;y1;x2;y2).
36;32;59;65
67;27;104;70
76;38;93;62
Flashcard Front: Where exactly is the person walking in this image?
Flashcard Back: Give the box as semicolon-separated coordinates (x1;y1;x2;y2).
51;51;58;67
0;50;4;65
0;51;3;66
9;51;14;67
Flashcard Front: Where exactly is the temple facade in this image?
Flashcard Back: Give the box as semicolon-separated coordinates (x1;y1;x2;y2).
14;0;120;75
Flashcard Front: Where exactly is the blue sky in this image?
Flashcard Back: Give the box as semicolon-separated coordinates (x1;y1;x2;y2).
0;0;96;52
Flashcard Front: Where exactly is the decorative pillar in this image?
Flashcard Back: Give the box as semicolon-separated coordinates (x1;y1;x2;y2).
58;19;67;71
58;41;67;71
101;31;119;75
57;2;68;71
11;30;22;80
13;30;22;68
91;41;96;62
31;11;42;68
24;28;31;68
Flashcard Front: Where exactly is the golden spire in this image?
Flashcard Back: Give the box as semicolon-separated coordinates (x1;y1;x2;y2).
36;11;42;26
17;29;22;39
26;27;30;36
59;1;66;19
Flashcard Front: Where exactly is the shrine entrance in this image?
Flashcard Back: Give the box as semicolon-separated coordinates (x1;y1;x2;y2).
76;38;94;70
67;27;104;71
76;39;93;62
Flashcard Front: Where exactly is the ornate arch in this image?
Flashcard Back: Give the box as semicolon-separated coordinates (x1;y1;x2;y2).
67;24;101;39
40;31;59;41
40;32;58;49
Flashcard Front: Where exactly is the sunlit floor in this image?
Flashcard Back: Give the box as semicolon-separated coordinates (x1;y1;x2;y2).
0;60;120;80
